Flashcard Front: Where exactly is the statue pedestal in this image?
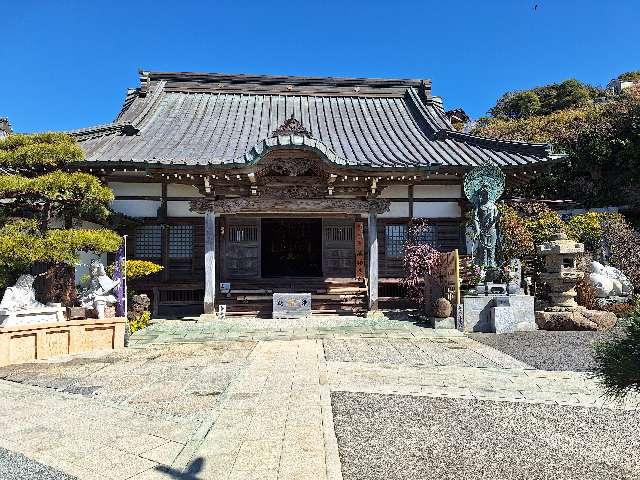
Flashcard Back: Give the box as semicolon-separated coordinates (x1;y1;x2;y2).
535;307;616;331
0;304;65;328
431;316;456;330
461;294;536;333
0;317;126;367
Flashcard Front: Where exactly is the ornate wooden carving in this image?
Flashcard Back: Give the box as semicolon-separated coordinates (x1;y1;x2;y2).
190;197;390;214
262;158;316;177
271;116;312;138
259;184;326;199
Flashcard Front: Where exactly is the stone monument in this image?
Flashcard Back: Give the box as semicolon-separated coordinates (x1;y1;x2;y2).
535;234;616;331
460;166;536;333
0;274;65;327
79;260;120;319
272;293;311;319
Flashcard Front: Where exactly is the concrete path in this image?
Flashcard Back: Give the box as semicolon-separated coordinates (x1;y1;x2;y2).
192;340;337;480
0;380;195;479
0;316;638;479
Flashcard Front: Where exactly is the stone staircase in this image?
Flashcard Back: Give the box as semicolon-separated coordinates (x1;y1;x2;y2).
215;277;368;317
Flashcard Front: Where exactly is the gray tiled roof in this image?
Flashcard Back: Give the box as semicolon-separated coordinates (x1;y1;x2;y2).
72;71;556;170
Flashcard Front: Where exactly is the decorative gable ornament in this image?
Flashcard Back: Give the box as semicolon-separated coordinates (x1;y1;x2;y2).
271;116;312;138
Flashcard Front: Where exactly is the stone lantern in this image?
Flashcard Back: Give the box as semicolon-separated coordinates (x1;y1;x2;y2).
537;233;583;309
535;232;616;331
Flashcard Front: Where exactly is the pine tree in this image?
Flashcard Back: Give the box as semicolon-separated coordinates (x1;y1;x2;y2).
0;132;122;290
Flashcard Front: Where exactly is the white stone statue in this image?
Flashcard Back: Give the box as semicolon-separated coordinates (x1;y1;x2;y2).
0;274;65;327
79;260;120;318
507;258;524;294
589;261;633;298
0;275;45;311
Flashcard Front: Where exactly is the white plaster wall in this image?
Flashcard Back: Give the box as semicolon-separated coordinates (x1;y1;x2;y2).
109;182;162;196
379;185;409;198
413;185;461;199
111;200;161;217
167;201;203;217
167;184;203;198
413;202;461;218
379;202;410;218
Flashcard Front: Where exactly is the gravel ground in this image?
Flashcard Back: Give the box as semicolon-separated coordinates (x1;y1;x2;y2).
0;447;76;480
331;391;640;480
469;327;622;371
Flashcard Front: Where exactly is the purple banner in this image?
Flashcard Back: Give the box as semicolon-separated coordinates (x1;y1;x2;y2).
113;241;126;317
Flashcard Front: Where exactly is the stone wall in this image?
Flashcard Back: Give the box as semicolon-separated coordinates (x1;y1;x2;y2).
0;318;126;367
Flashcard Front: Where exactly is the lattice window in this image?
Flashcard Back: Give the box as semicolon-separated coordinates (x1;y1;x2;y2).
417;224;437;247
169;225;193;259
229;225;257;243
135;225;162;259
325;225;354;242
385;225;407;258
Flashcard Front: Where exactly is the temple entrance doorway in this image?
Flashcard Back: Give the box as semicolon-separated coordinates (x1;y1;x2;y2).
261;218;323;277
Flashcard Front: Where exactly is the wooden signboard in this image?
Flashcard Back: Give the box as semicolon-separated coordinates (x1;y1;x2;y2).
354;222;365;279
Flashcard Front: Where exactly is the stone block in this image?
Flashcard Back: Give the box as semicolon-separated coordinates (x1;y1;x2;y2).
0;305;65;328
535;309;617;331
45;330;71;357
432;317;455;330
462;294;535;333
66;306;86;319
491;301;537;334
273;293;311;319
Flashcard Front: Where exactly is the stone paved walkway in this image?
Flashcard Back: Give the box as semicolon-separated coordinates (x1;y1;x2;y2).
0;315;638;479
127;313;460;346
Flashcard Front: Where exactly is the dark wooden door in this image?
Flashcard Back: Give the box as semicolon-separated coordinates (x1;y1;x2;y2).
323;219;355;277
261;218;323;277
223;218;259;278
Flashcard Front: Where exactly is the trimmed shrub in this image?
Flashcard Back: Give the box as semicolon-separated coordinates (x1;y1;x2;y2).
594;316;640;398
108;259;163;280
567;212;603;252
498;203;535;262
129;310;151;334
517;202;566;246
402;220;445;309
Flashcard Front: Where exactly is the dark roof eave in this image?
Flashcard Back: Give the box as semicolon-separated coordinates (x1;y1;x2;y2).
143;70;429;90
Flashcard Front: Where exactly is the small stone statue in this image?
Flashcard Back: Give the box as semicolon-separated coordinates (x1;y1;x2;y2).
507;258;524;294
433;298;453;318
0;275;46;311
464;165;505;270
589;261;633;298
79;260;120;319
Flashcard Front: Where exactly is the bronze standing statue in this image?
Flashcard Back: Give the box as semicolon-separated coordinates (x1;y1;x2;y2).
464;165;505;271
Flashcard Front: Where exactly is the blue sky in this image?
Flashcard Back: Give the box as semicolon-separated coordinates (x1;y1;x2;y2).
1;0;637;132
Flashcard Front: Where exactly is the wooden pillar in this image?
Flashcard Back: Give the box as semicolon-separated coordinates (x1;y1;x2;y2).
204;211;216;315
368;211;379;311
